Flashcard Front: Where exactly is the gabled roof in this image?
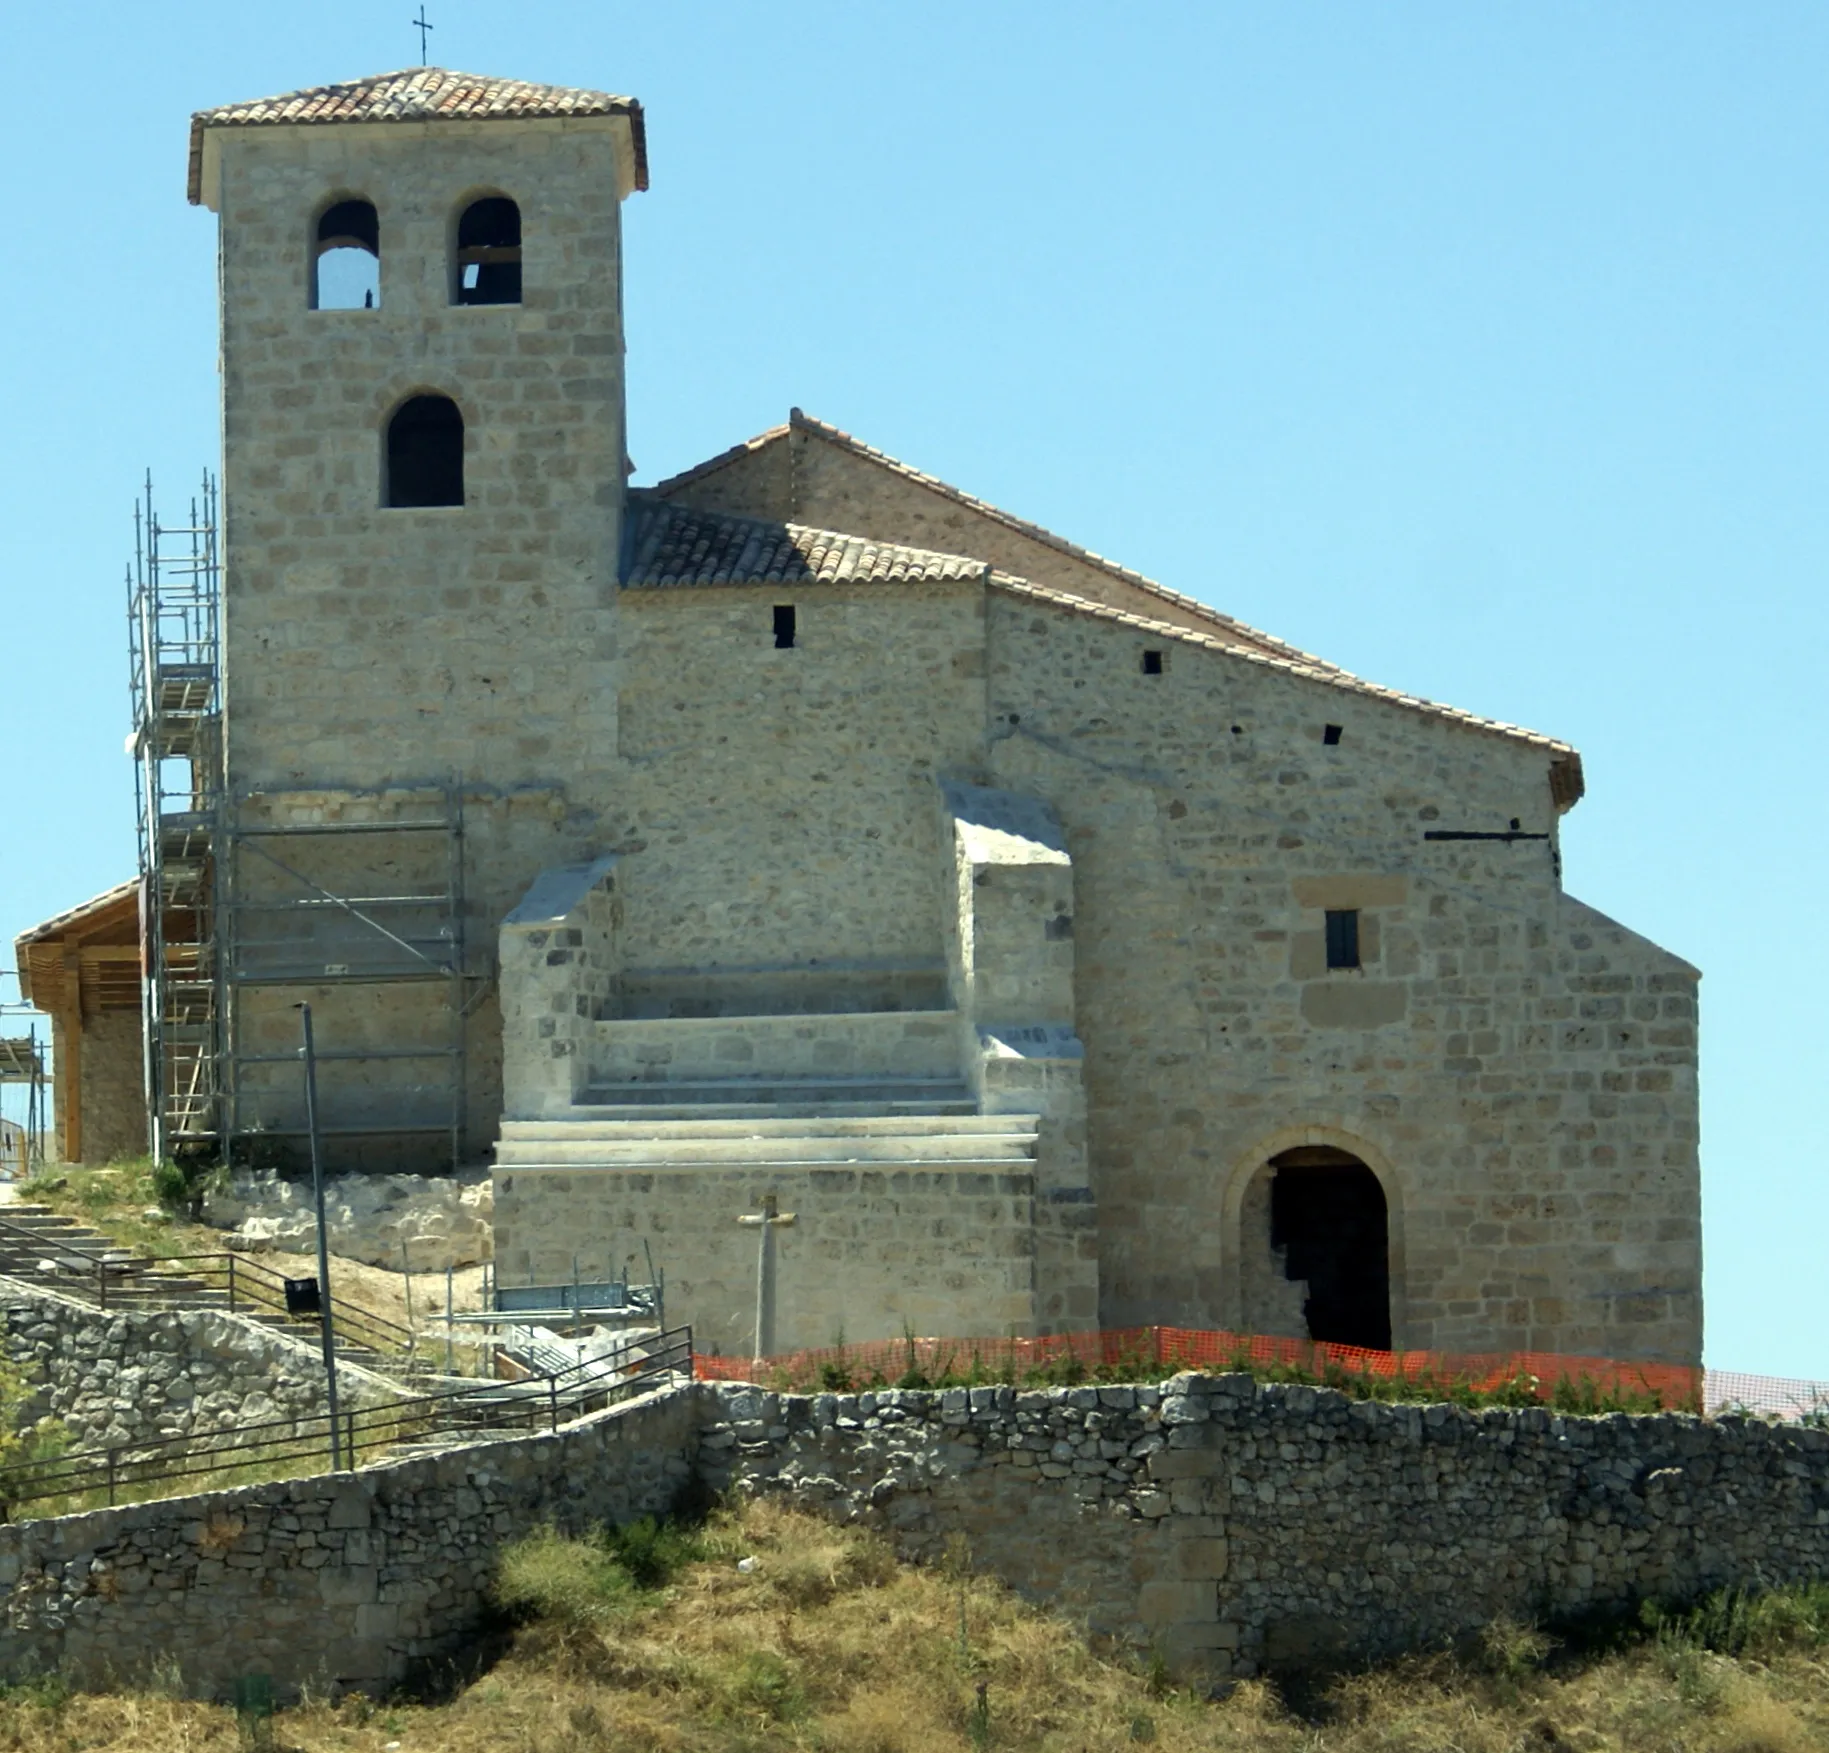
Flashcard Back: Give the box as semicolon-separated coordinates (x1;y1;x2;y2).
622;496;987;590
619;496;1585;802
650;409;1346;673
188;67;648;204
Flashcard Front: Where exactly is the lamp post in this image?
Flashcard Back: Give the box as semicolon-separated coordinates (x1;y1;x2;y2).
298;1003;342;1470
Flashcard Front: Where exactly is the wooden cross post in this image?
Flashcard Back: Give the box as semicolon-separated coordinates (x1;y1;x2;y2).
737;1192;796;1363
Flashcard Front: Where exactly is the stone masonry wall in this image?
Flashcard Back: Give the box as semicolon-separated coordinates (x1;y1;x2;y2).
0;1385;697;1699
611;581;987;979
980;585;1700;1363
2;1277;401;1454
702;1374;1829;1681
494;1166;1038;1356
76;1012;144;1165
213;116;634;1165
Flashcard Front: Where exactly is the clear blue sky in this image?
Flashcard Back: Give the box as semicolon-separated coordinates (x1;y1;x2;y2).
1;5;1822;1375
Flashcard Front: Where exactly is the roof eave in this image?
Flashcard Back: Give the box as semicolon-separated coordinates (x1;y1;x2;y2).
187;99;649;208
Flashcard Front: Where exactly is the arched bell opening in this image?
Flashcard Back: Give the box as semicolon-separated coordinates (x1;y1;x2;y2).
313;197;380;310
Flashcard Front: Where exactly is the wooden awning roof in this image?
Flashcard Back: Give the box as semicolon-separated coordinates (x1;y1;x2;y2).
13;881;141;1017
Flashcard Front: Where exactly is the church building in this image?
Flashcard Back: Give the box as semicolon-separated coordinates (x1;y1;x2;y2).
15;68;1702;1366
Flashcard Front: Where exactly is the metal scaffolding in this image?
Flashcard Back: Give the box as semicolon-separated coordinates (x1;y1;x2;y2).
128;473;223;1162
0;974;50;1177
220;792;469;1168
127;476;470;1169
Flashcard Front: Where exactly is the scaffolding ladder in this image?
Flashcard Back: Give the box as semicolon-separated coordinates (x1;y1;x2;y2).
128;473;222;1161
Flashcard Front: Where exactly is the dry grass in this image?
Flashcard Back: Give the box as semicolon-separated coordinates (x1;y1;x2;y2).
3;1500;1828;1752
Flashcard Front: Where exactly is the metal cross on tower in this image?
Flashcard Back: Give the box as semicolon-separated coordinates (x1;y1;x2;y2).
411;5;434;64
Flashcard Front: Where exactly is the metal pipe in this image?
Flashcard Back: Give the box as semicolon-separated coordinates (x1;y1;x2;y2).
300;1004;342;1470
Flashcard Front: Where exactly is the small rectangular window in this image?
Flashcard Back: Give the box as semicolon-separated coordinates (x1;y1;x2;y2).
1141;649;1164;675
1324;909;1360;969
773;604;797;649
1323;723;1343;745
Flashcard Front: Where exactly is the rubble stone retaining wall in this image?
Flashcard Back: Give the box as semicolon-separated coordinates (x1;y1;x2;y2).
1;1277;402;1453
700;1375;1829;1678
7;1376;1829;1700
0;1386;697;1699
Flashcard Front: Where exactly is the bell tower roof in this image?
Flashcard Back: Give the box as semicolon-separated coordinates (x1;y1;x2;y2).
187;66;648;207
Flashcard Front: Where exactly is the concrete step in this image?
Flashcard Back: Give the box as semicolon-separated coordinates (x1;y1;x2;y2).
494;1132;1038;1168
502;1113;1034;1142
577;1077;975;1111
563;1098;978;1122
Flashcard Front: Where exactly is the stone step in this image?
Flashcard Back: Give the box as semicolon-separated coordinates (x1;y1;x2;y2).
564;1098;979;1122
502;1112;1034;1142
588;1010;963;1087
494;1131;1037;1168
577;1077;974;1110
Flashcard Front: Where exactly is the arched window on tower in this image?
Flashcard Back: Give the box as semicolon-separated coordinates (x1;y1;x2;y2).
314;198;380;310
385;395;465;508
453;196;522;305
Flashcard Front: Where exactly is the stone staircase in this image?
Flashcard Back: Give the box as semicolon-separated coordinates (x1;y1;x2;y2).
0;1202;409;1378
496;1089;1039;1172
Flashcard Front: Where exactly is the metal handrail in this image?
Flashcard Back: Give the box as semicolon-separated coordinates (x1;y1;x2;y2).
0;1325;694;1515
0;1214;413;1353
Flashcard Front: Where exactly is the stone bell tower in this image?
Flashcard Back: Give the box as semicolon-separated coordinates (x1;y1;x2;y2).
186;70;646;1167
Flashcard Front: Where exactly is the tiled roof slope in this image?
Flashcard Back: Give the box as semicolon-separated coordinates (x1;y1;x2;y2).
650;410;1347;673
988;572;1583;803
622;496;986;590
13;881;139;951
188;68;647;203
621;497;1585;803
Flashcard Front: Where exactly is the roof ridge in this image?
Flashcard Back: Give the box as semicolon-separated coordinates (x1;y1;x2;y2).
646;425;790;497
782;409;1348;673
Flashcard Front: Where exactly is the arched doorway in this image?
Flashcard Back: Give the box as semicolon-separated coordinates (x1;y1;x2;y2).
1265;1145;1391;1350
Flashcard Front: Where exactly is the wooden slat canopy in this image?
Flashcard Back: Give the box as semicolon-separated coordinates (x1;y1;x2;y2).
12;879;142;1162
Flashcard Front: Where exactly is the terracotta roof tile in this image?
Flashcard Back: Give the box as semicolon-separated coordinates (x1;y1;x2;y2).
188;67;647;203
13;881;140;952
622;497;986;590
651;411;1348;672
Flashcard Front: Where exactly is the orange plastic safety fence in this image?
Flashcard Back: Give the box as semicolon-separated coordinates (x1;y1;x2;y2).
693;1325;1703;1410
1704;1370;1829;1422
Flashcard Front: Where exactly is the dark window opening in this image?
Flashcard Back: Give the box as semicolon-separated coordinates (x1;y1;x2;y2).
455;196;522;305
386;395;465;508
773;604;797;649
1324;909;1360;970
315;198;379;310
1141;649;1164;676
1322;723;1343;745
1509;817;1521;830
1270;1147;1391;1349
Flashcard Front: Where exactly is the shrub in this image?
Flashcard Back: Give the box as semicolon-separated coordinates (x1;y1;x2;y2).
495;1517;711;1629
